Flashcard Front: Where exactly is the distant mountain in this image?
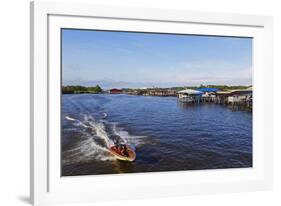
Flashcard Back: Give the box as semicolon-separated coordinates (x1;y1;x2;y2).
63;79;168;89
62;78;252;89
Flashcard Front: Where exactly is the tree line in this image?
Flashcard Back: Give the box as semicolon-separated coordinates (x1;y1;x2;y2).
170;84;251;91
62;85;103;94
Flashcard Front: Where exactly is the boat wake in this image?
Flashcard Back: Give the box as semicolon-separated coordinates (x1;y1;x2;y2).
62;114;146;165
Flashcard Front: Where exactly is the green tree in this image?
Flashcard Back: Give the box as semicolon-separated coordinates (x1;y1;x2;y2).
95;85;102;93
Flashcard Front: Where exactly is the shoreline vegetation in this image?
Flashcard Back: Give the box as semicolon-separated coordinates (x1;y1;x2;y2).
62;85;102;94
62;84;251;95
62;84;252;111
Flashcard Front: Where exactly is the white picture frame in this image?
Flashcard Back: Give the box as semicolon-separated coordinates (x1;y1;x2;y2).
30;1;273;205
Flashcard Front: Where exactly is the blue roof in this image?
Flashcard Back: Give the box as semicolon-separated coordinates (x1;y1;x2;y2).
197;88;219;92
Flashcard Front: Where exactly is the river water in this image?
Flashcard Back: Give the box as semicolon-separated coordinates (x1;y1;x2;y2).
61;94;252;176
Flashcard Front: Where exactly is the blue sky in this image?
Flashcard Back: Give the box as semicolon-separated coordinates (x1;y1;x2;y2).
62;29;252;89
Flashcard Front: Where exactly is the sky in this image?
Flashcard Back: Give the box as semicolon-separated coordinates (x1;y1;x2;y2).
62;29;252;89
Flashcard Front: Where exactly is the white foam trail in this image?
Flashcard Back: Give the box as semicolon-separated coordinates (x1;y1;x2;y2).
63;114;146;163
88;121;113;148
112;123;146;148
83;114;95;122
63;134;116;165
101;112;108;119
65;116;76;121
65;115;90;129
66;114;114;147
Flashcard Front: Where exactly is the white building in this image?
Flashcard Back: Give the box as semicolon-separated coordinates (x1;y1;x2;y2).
177;89;203;103
227;87;252;104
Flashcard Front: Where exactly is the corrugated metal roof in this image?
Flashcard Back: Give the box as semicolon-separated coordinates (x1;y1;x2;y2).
197;88;219;92
178;89;203;94
244;86;252;91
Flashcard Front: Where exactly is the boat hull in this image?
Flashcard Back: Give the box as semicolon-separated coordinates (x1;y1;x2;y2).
109;145;136;162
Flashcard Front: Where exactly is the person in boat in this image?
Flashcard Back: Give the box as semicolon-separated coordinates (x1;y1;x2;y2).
118;144;129;157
